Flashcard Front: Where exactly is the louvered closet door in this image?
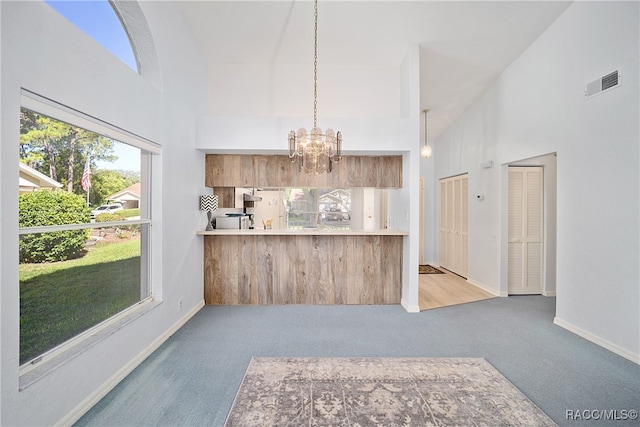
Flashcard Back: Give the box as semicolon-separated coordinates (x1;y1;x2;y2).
439;174;468;278
439;180;448;269
446;179;455;271
460;175;468;278
508;167;543;295
453;178;462;274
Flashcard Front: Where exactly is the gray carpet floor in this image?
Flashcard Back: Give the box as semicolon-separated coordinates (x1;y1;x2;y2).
75;296;640;426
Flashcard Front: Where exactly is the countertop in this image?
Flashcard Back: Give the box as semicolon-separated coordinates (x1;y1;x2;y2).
197;228;409;236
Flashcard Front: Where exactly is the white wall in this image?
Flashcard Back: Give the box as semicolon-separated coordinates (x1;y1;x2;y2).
210;63;402;118
1;2;208;425
196;115;412;154
419;143;437;264
393;45;421;312
197;46;423;311
200;48;408;150
428;1;639;361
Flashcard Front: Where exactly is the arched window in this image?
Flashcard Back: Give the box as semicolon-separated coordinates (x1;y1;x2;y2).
45;0;138;72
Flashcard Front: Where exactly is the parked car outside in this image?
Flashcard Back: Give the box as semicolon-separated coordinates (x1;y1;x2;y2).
322;207;350;221
91;203;123;219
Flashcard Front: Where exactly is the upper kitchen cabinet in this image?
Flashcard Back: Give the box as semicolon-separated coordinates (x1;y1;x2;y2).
205;154;402;188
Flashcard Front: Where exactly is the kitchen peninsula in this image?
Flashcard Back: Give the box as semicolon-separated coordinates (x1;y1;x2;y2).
201;154;406;306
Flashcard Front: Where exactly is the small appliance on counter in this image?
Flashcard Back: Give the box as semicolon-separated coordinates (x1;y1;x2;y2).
215;214;250;229
243;193;263;203
244;207;256;229
243;193;262;229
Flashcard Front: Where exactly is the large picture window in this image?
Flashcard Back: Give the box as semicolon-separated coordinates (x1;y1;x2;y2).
18;91;157;367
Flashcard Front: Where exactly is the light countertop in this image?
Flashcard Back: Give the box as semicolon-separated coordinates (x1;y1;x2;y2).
197;228;409;236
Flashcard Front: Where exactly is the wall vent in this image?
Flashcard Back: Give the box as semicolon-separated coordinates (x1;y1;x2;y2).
585;70;620;99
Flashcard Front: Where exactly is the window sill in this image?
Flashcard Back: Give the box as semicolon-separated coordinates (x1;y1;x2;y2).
19;299;162;391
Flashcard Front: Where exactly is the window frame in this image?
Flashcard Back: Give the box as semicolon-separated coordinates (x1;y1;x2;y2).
18;89;160;377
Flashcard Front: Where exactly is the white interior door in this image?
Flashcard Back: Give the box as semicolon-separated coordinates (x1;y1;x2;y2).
254;189;285;229
508;167;543;294
439;174;468;278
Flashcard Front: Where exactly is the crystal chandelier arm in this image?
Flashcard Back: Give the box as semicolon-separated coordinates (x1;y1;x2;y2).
289;131;296;160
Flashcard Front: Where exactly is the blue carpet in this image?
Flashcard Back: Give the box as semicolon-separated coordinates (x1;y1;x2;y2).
75;296;640;426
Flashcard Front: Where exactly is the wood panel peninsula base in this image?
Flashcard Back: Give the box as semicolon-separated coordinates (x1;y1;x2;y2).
201;230;407;305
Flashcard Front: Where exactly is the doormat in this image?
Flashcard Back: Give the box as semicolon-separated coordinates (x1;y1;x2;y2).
419;264;445;274
225;357;557;426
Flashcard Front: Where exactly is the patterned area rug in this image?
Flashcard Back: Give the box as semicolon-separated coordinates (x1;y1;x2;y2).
419;264;445;274
225;357;557;426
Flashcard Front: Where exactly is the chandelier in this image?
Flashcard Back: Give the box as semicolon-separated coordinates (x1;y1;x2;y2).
288;0;342;174
421;109;432;158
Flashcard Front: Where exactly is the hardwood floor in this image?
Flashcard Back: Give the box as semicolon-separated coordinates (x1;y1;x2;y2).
418;267;495;311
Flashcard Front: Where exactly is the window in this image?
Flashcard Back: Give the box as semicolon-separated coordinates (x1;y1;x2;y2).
18;91;158;368
45;0;138;72
286;189;351;230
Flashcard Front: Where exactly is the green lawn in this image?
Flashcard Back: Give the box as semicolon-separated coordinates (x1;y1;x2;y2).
20;239;141;365
119;208;140;218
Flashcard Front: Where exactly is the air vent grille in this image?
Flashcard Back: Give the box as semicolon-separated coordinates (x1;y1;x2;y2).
601;70;619;91
585;70;621;99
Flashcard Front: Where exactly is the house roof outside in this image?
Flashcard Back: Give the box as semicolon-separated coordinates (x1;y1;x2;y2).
19;162;63;192
106;182;140;202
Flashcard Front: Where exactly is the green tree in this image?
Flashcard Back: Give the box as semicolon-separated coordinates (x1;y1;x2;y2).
19;191;90;263
20;110;68;181
19;108;117;195
89;170;139;206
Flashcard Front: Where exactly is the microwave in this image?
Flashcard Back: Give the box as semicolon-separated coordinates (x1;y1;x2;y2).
215;215;250;229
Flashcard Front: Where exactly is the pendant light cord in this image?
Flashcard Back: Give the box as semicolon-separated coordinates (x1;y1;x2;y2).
423;109;429;146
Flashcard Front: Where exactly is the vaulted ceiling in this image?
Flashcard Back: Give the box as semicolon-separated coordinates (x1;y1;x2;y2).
178;1;572;139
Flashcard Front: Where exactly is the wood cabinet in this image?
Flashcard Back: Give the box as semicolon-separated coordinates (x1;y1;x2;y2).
205;154;402;188
204;234;403;305
211;187;235;208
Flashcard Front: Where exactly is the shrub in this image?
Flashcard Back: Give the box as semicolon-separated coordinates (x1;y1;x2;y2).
95;212;124;222
19;190;90;263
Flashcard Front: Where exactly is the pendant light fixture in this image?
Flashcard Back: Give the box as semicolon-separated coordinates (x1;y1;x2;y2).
288;0;342;174
421;109;432;158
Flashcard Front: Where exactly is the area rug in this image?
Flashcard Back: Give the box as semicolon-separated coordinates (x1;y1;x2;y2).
225;357;557;426
419;264;445;274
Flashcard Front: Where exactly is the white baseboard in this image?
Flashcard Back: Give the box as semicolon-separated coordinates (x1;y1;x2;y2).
543;290;557;297
466;278;505;297
554;316;639;365
401;298;421;313
56;300;205;427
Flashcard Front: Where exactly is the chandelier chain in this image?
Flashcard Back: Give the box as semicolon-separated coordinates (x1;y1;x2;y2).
288;0;342;173
313;0;318;129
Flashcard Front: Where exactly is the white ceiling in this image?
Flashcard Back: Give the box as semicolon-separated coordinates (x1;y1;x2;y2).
178;1;572;139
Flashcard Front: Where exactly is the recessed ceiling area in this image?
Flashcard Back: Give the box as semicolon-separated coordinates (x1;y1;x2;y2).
178;1;572;139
